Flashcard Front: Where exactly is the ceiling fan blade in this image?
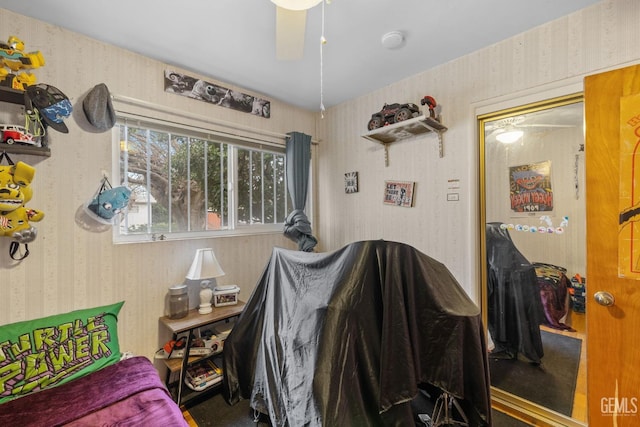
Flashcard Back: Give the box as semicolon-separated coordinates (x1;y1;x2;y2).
275;7;307;60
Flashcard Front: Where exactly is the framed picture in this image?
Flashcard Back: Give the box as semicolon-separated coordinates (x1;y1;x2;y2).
509;160;553;215
164;70;270;118
383;180;415;207
345;172;359;193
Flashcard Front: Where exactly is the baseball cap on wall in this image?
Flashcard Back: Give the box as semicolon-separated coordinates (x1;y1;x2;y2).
25;84;73;133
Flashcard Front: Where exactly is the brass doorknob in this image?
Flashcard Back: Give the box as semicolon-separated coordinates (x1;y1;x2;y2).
594;291;615;307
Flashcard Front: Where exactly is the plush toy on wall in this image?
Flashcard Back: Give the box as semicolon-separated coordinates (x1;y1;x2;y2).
0;153;44;259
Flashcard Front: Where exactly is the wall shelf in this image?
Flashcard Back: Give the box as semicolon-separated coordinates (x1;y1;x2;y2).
0;87;25;104
0;87;51;157
361;115;448;165
0;143;51;157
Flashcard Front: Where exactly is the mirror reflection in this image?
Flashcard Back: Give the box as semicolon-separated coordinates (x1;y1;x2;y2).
479;95;586;423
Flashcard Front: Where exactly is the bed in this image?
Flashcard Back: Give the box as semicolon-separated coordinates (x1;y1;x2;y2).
223;240;491;426
0;302;187;427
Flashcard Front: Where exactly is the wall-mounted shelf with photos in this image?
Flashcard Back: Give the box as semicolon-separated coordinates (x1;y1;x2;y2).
361;115;447;166
0;87;51;158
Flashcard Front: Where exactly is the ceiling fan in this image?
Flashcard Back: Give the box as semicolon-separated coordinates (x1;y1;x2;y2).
271;0;323;60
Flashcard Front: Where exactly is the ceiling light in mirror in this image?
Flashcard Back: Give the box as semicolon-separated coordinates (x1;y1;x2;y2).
496;130;524;144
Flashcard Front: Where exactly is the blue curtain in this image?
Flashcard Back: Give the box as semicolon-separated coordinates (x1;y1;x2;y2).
283;131;317;252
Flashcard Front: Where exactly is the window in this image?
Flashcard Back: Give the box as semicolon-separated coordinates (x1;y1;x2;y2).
115;120;290;242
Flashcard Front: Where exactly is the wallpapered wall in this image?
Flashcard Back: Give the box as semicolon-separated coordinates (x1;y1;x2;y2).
0;9;313;360
315;0;640;302
2;0;640;363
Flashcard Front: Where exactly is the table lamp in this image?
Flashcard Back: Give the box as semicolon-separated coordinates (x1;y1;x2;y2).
186;248;225;314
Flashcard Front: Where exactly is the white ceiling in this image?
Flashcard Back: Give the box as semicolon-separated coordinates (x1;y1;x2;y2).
0;0;601;112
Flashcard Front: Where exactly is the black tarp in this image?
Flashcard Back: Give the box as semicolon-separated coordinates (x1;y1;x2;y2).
223;240;491;426
486;223;544;363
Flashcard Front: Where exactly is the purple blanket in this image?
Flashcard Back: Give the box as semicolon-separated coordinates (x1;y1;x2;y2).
534;263;575;331
0;356;187;427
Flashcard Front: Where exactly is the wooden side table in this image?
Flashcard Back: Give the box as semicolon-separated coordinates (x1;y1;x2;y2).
159;301;245;406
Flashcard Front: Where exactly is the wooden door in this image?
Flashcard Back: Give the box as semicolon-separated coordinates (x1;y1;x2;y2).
585;64;640;426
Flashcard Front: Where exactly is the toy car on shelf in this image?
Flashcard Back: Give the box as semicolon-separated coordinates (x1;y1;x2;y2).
1;124;39;146
367;102;421;131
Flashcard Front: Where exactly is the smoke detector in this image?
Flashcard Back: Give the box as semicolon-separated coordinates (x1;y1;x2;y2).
381;31;405;50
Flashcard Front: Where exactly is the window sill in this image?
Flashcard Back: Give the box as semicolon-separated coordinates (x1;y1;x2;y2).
112;225;285;244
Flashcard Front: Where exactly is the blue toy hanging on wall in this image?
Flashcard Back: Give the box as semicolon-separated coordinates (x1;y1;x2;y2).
84;176;131;225
0;152;44;260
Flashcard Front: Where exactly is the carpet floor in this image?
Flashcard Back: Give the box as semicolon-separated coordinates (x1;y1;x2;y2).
187;391;531;426
186;393;269;427
186;332;578;427
489;329;582;416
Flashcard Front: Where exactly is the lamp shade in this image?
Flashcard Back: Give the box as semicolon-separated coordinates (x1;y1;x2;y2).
270;0;322;11
186;248;225;280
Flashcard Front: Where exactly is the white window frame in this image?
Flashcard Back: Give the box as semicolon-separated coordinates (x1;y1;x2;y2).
111;118;312;244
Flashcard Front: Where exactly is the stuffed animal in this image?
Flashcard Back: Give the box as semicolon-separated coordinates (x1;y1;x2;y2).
0;160;44;243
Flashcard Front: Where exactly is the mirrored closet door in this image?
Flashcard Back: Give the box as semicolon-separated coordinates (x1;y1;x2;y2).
478;94;587;425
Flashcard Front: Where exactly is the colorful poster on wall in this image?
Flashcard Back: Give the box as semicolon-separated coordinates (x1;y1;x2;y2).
509;160;553;214
618;93;640;278
164;70;270;118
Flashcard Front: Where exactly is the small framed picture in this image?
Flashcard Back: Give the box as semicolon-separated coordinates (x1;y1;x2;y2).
383;180;415;207
345;172;359;193
213;285;240;307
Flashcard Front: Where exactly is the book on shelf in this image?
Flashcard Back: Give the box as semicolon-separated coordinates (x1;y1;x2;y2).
185;359;222;391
